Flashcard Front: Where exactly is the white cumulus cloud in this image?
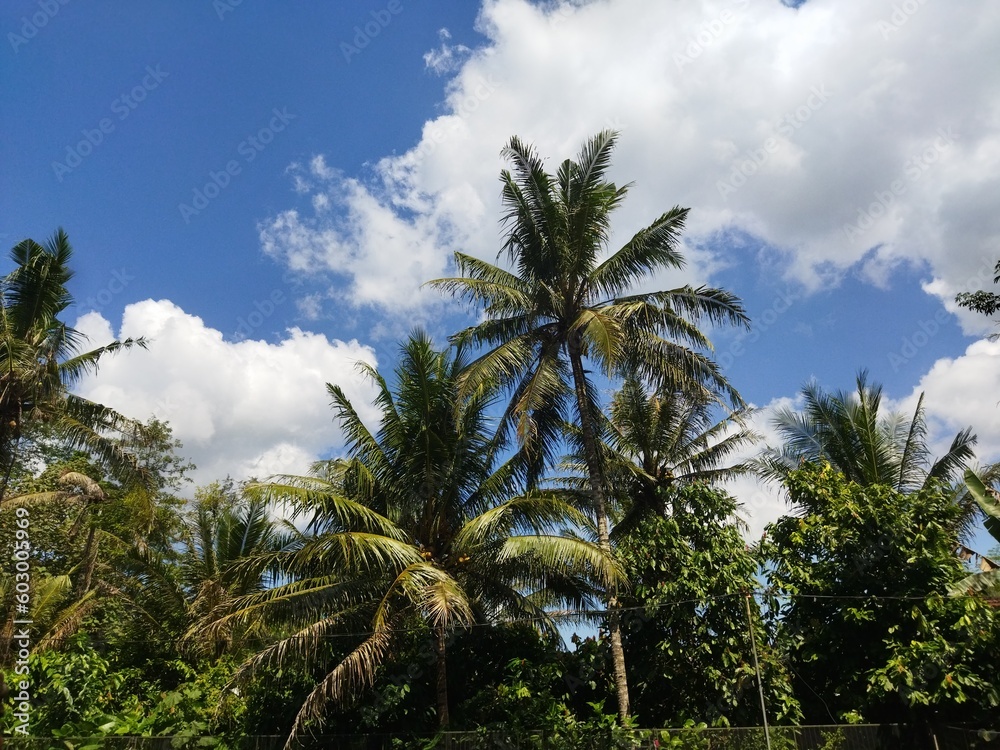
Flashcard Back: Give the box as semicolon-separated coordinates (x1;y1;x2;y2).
895;338;1000;467
259;0;1000;329
73;300;379;486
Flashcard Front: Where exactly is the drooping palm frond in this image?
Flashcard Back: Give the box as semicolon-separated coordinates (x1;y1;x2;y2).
0;570;103;663
287;618;398;742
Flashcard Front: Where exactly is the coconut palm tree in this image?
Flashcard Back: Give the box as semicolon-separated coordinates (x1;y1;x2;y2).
0;230;150;501
757;371;976;494
601;376;759;536
430;131;749;717
178;481;294;657
215;333;618;747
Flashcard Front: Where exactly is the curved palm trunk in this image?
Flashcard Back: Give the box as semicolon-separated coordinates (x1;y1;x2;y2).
568;339;630;720
435;624;450;729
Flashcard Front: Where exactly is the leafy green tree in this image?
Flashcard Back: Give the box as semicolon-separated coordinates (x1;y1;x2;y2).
217;333;619;747
616;483;800;727
0;421;196;680
956;260;1000;339
0;230;150;502
431;131;749;718
450;623;577;733
1;635;243;745
113;417;195;541
0;466;115;666
763;464;1000;730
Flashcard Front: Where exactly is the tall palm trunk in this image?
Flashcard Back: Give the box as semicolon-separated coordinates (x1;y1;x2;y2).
434;624;450;728
0;426;23;505
76;521;99;598
568;338;630;720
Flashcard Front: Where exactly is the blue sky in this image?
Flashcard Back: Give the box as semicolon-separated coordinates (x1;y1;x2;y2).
3;0;1000;547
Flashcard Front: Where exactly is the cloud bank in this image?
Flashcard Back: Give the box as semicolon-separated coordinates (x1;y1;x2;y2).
74;300;379;485
259;0;1000;335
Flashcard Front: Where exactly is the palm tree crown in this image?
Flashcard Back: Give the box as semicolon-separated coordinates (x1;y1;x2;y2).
433;131;748;473
758;370;976;493
0;230;149;498
218;332;618;747
601;377;759;535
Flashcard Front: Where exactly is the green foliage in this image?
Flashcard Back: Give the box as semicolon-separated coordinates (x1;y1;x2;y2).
956;260;1000;337
222;333;616;746
758;371;975;494
763;463;1000;725
0;422;197;677
451;624;579;734
2;227;999;747
616;483;800;727
1;637;241;745
593;376;758;536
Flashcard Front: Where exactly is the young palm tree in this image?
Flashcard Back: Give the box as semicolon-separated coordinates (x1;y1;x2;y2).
179;481;293;657
601;376;759;536
0;230;150;501
431;131;749;717
757;371;976;493
216;333;618;747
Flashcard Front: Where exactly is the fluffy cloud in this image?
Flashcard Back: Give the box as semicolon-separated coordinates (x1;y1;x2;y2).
260;0;1000;330
423;28;473;75
895;338;1000;466
73;300;379;486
